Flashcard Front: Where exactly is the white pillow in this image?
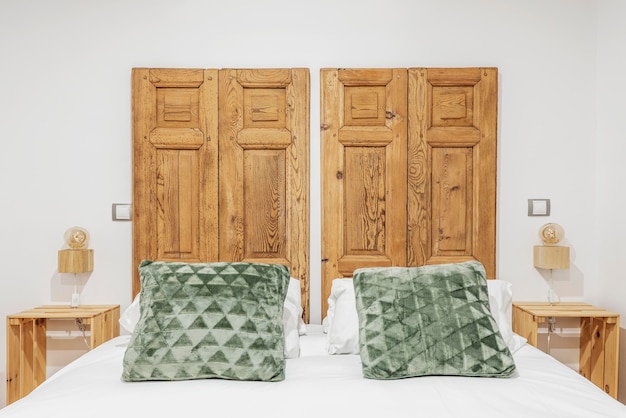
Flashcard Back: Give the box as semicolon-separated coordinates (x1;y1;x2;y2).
283;278;304;358
324;278;359;354
119;293;140;334
118;277;305;358
486;280;527;353
321;277;525;355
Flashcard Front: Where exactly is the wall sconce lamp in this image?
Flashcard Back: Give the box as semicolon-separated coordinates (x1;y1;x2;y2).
533;222;569;305
533;223;569;305
533;222;569;352
58;227;93;308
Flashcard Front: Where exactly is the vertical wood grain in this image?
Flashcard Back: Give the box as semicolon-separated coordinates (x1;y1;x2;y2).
407;68;430;267
132;68;155;297
219;68;310;321
474;68;498;278
218;68;245;262
132;68;218;297
407;67;497;275
288;68;310;322
6;319;21;404
243;150;285;258
320;69;341;317
320;68;407;317
603;318;620;397
322;67;497;316
589;318;606;390
33;319;46;388
21;320;34;396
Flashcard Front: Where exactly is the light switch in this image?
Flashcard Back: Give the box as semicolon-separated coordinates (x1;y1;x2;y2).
112;203;132;221
527;199;550;216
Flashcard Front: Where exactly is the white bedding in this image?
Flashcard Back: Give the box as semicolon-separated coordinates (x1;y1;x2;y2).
2;326;625;418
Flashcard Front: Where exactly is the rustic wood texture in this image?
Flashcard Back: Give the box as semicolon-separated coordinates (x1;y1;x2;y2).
6;305;120;404
408;68;497;276
533;245;570;269
133;68;310;321
321;67;497;316
321;68;407;316
512;302;620;398
219;68;310;321
57;249;94;273
132;68;219;298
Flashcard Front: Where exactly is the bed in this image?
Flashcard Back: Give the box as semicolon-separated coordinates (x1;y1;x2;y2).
2;325;626;417
3;66;626;417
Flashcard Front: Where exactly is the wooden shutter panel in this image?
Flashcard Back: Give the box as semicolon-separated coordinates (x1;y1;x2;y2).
321;68;408;315
407;68;497;277
132;68;219;297
218;68;310;320
321;67;497;316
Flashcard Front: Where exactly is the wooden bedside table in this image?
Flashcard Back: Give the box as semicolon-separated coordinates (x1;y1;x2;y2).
512;302;619;398
6;304;120;404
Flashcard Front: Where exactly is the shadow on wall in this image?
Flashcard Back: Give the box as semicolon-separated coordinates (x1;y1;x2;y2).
50;271;92;305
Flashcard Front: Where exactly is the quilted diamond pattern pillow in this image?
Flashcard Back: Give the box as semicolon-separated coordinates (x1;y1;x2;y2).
122;260;290;382
353;261;516;379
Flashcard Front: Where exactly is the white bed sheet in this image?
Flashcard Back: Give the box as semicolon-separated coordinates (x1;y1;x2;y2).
2;325;625;418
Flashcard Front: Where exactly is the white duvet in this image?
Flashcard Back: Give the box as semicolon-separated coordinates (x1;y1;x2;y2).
2;326;625;418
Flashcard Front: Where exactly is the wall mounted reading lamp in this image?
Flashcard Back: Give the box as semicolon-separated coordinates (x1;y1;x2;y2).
533;222;569;352
58;226;93;308
534;222;570;304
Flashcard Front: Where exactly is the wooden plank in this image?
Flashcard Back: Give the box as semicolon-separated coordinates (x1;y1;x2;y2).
90;315;104;349
579;317;592;381
603;317;620;398
6;318;21;404
102;305;120;341
287;68;310;322
33;319;46;388
219;68;245;262
425;67;482;86
10;305;121;319
588;318;606;389
512;304;539;347
514;302;619;319
407;68;430;267
21;320;35;397
431;148;472;256
472;68;497;279
132;68;156;298
320;68;342;317
149;68;205;87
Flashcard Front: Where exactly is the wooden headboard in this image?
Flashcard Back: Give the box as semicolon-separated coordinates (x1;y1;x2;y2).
320;67;497;316
132;68;310;321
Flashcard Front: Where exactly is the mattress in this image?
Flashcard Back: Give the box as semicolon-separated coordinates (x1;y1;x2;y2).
1;326;625;417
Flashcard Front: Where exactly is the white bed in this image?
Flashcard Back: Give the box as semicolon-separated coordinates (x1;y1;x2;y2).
2;325;625;418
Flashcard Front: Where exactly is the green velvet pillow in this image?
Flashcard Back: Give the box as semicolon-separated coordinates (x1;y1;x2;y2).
122;260;289;382
353;261;516;379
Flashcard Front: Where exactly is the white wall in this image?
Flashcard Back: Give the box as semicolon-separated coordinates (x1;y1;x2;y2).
1;0;623;407
596;0;626;402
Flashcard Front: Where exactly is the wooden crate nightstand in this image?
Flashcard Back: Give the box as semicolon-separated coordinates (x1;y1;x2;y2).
512;302;619;398
6;304;120;404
